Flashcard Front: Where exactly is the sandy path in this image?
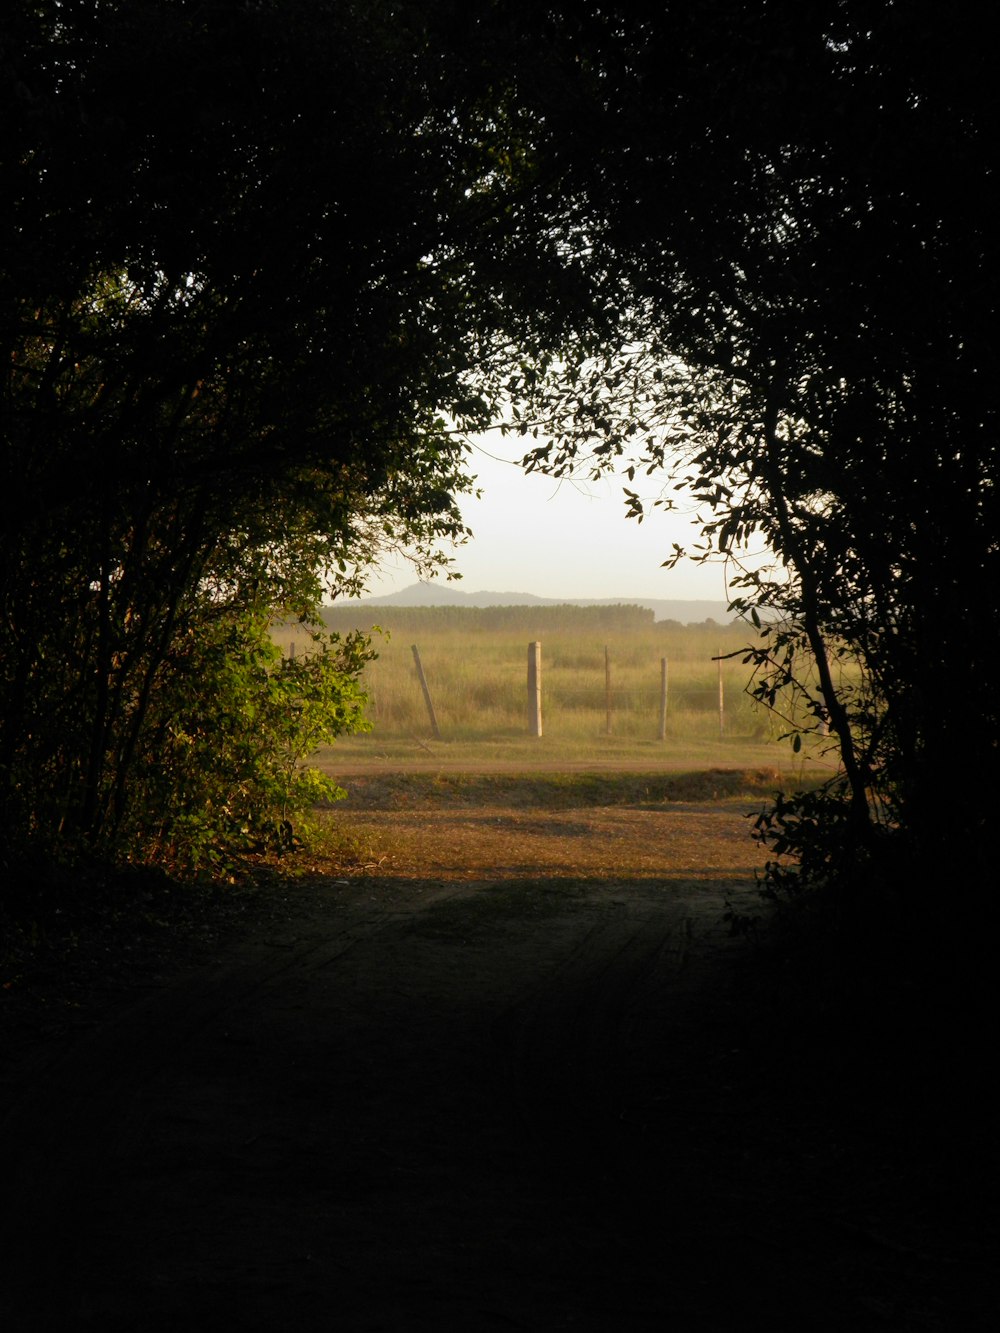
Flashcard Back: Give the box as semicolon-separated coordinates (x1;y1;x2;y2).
0;788;988;1329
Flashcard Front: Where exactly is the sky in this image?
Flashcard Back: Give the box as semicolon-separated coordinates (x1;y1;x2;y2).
360;432;742;603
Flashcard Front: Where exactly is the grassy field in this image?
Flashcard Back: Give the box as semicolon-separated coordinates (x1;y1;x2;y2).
274;603;842;776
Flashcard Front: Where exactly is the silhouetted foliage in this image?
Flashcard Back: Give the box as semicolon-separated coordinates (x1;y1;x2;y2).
0;0;606;872
498;1;997;916
4;1;995;916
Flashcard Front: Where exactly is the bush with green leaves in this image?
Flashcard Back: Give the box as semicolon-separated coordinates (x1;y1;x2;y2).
117;611;375;874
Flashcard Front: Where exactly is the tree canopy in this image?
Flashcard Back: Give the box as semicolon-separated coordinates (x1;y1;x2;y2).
494;0;997;908
2;0;995;908
0;0;609;866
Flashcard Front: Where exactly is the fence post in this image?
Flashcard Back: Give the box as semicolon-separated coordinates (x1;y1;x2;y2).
527;641;542;737
605;645;612;736
659;656;668;741
411;644;442;741
718;652;725;739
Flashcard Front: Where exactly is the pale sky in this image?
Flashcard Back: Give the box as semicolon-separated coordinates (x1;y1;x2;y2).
361;433;741;603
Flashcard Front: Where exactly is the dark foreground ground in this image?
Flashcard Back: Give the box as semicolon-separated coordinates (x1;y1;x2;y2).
1;780;996;1330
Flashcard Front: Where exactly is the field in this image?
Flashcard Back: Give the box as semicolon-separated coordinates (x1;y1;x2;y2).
272;604;842;776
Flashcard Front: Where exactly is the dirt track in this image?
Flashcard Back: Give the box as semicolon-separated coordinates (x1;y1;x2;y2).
1;779;995;1329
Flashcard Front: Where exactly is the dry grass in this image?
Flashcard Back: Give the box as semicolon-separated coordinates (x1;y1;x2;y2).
275;609;851;773
314;732;835;775
315;767;804;887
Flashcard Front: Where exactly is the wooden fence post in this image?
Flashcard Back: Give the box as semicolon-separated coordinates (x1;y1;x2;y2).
659;656;668;741
605;645;612;736
411;644;442;741
527;641;542;737
718;652;725;739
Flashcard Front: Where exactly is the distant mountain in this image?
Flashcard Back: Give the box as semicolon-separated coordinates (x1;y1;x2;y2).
341;582;734;624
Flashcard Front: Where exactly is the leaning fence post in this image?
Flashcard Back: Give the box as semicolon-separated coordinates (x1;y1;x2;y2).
527;641;542;737
411;644;442;741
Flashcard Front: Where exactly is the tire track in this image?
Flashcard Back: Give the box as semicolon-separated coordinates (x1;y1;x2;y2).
488;898;712;1150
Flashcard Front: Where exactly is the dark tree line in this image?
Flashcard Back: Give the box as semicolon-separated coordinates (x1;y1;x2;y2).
2;2;995;923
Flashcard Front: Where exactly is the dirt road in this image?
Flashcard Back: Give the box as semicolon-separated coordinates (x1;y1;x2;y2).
1;776;993;1329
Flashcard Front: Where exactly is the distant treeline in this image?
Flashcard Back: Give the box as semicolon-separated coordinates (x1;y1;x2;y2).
322;603;664;634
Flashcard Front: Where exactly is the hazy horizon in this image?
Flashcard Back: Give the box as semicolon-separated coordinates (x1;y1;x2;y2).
360;433;743;604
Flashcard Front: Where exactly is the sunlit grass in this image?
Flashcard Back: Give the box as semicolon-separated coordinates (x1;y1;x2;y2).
313;732;834;778
275;607;843;776
330;767;831;811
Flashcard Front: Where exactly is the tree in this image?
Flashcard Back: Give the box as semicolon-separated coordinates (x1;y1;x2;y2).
0;0;608;870
8;0;993;915
497;0;998;915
